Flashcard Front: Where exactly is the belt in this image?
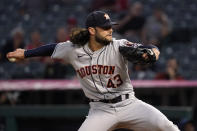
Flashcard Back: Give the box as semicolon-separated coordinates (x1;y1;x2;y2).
89;94;130;103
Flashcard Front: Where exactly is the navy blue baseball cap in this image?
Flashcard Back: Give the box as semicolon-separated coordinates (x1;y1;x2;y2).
85;11;117;29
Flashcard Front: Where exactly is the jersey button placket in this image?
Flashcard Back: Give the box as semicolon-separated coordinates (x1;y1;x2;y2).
90;54;103;94
91;54;98;81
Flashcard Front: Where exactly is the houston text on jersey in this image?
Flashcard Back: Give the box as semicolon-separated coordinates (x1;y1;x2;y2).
76;65;115;78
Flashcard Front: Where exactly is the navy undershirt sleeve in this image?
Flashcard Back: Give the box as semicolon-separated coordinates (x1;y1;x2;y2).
24;44;57;58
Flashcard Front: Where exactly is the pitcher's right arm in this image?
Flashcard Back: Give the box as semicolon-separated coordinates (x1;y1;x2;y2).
7;44;56;62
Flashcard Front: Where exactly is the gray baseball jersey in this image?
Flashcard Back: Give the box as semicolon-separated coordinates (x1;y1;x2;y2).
52;38;137;100
51;39;180;131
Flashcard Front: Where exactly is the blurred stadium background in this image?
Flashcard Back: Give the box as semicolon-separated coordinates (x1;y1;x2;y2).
0;0;197;131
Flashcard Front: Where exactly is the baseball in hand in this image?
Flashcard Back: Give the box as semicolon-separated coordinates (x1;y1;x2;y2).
8;58;16;62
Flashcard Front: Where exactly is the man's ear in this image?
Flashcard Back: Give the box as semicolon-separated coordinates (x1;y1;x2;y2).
88;27;95;35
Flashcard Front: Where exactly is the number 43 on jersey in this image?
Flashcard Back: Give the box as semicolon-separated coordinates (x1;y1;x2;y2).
107;74;123;88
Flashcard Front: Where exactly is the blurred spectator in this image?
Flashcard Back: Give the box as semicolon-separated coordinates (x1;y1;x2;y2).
0;92;9;105
25;30;46;62
66;16;78;36
155;58;184;80
116;2;146;43
26;30;43;49
89;0;116;12
89;0;128;12
55;27;69;43
129;63;155;80
44;27;75;79
21;0;47;15
182;120;195;131
0;27;25;62
0;92;20;105
115;0;129;12
145;7;172;48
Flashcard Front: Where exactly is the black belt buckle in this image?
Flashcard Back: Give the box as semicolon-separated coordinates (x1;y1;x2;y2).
90;94;129;103
112;95;121;103
103;95;122;103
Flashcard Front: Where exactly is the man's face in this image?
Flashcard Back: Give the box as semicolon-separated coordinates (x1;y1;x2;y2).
167;59;178;69
94;26;113;45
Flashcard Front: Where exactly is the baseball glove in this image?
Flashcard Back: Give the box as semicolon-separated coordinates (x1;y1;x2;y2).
119;46;156;65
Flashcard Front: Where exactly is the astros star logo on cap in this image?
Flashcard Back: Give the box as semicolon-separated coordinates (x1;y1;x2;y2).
104;14;110;20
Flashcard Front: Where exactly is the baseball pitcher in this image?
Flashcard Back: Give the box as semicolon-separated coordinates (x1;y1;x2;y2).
7;11;180;131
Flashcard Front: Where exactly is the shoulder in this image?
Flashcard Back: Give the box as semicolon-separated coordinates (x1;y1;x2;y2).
52;41;77;61
57;41;84;49
57;40;73;47
56;41;80;50
53;41;75;54
108;38;133;54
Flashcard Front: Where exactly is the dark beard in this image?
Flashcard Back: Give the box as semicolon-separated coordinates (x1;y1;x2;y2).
95;33;112;46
